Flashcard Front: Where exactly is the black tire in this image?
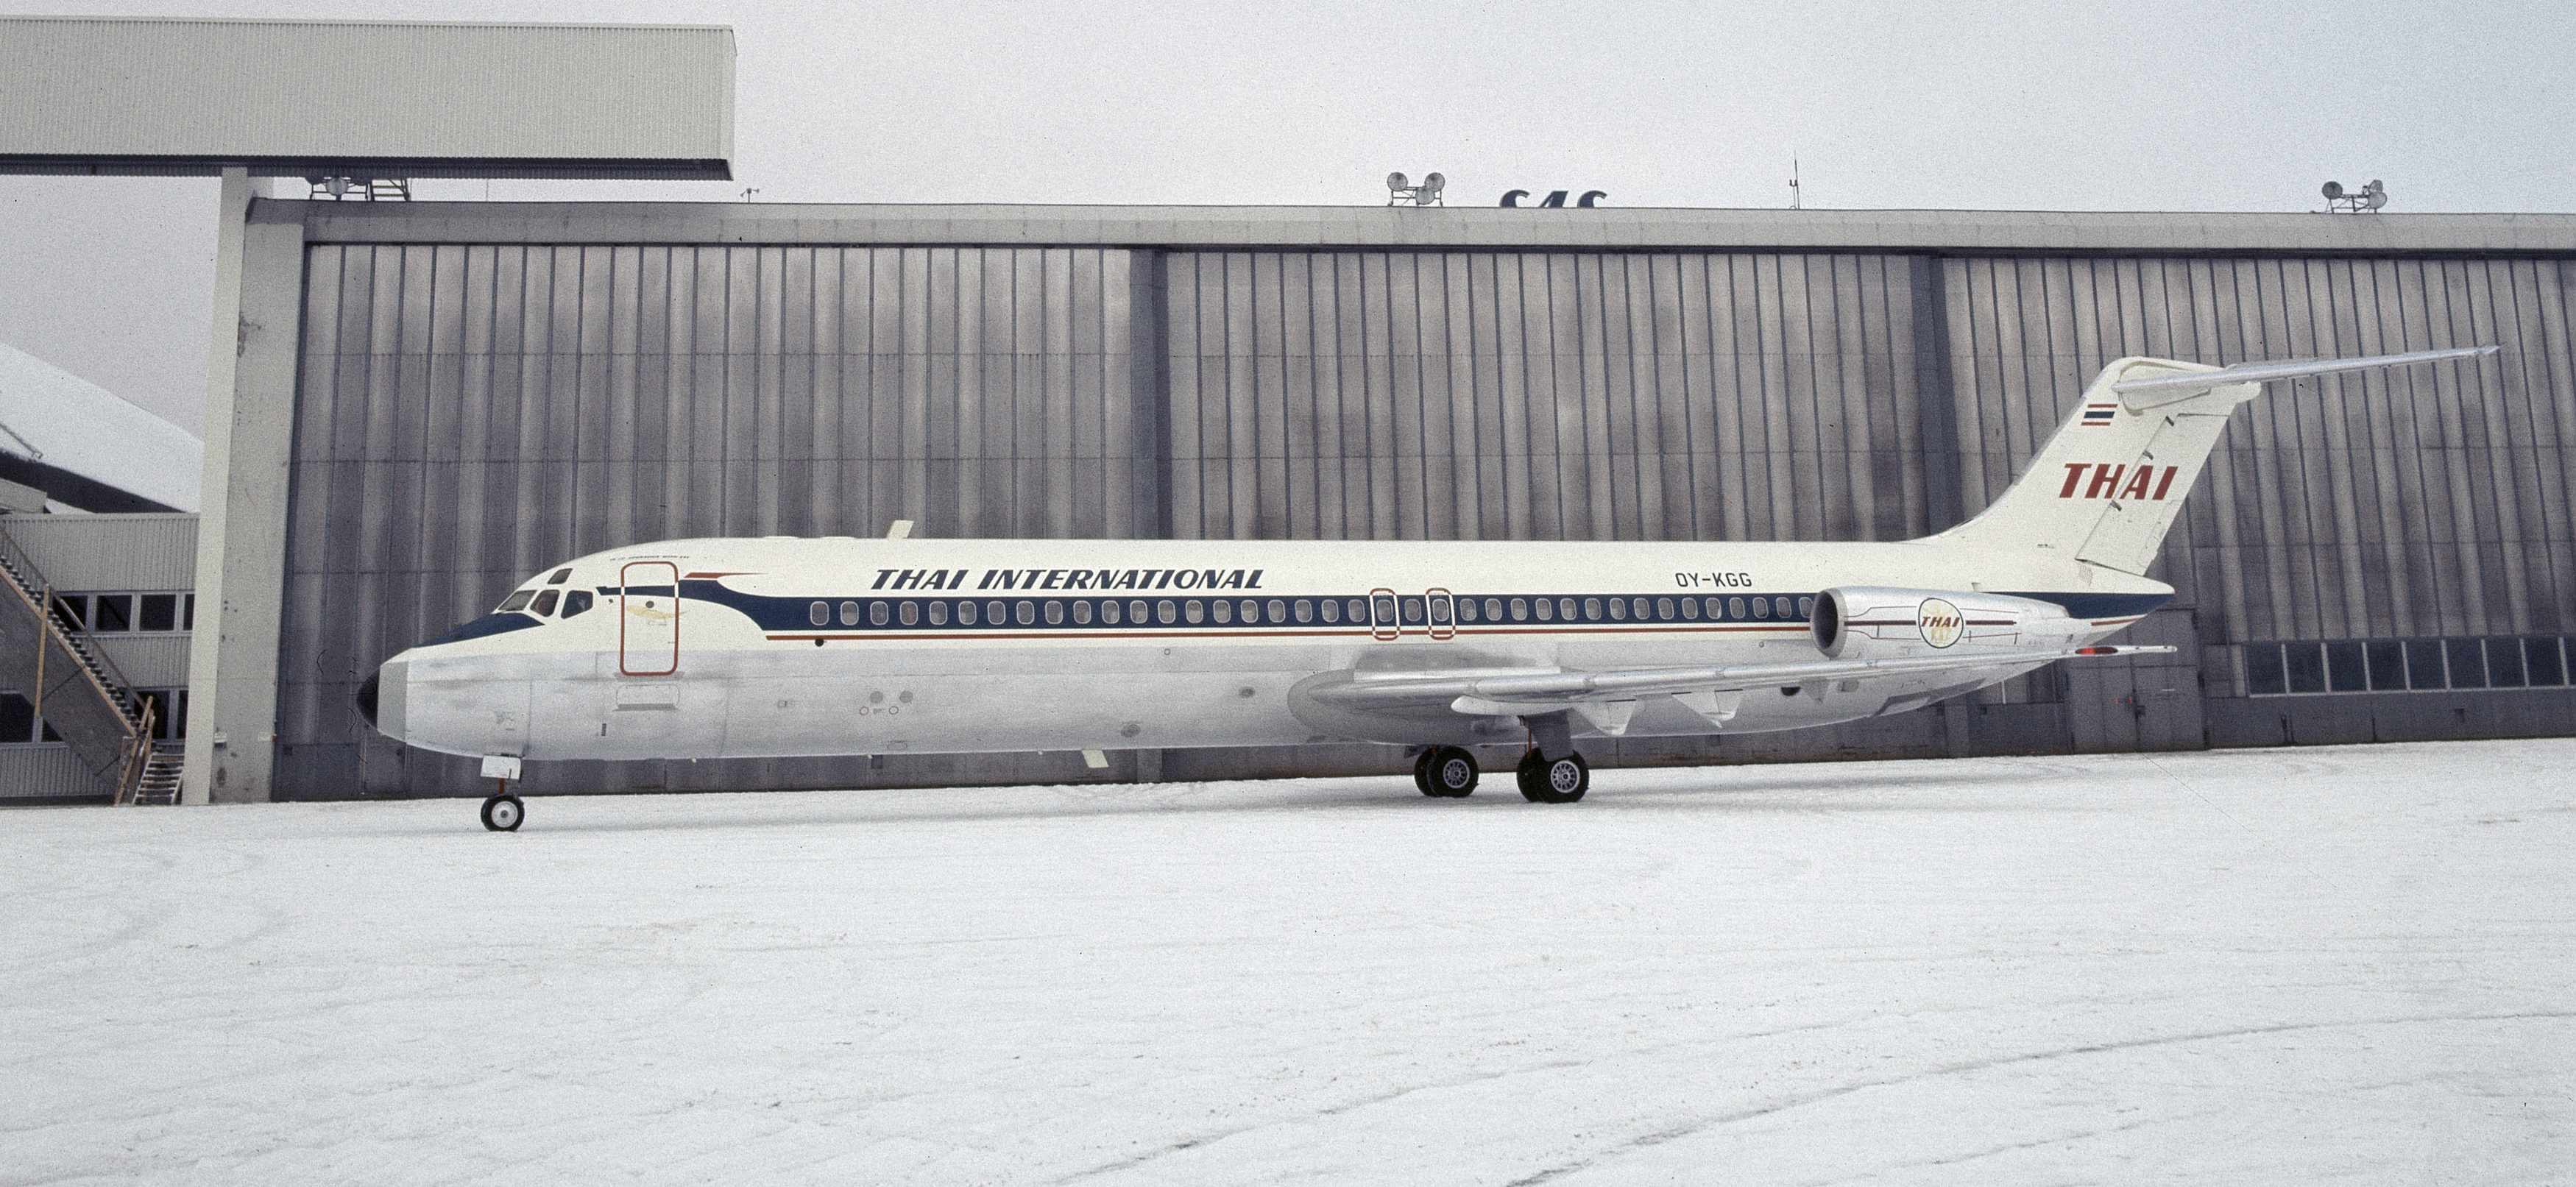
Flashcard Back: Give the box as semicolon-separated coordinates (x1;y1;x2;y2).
481;794;524;832
1516;748;1549;802
1542;753;1588;802
1412;749;1437;796
1519;751;1588;803
1426;746;1478;797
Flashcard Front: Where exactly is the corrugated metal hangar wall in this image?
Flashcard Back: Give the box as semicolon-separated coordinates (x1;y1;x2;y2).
244;205;2576;800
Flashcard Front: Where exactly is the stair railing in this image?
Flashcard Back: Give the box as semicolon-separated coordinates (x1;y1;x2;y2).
112;698;159;805
0;518;157;801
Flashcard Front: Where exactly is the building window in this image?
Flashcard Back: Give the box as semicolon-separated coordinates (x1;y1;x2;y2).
2245;635;2574;695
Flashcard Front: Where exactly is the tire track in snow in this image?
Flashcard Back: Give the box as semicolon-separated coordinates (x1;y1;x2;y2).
1501;1009;2576;1186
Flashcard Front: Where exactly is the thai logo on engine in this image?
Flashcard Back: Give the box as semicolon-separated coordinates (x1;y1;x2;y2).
1916;598;1964;648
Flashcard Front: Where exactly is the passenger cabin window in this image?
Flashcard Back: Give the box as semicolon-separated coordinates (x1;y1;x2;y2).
498;590;536;613
531;590;560;617
810;601;830;626
561;590;593;618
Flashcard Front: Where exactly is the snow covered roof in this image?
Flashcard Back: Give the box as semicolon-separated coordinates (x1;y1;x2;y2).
0;343;201;513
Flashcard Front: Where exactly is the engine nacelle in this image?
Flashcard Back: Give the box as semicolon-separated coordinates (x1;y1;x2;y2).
1811;587;2082;661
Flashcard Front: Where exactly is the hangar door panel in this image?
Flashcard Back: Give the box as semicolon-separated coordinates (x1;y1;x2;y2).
2063;609;2204;752
275;243;1142;798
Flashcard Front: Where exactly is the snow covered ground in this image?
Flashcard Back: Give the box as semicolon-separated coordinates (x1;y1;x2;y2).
6;739;2572;1186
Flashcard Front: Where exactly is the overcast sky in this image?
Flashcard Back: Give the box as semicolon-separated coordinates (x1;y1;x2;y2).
4;0;2572;435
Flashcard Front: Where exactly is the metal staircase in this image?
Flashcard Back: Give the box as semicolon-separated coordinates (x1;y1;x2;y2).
0;517;169;803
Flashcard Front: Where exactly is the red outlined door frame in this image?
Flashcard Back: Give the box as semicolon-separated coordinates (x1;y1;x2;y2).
1367;587;1400;642
620;561;680;676
1425;588;1456;640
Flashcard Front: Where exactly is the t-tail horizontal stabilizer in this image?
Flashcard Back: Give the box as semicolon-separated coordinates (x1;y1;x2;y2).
2109;344;2499;408
1925;345;2497;574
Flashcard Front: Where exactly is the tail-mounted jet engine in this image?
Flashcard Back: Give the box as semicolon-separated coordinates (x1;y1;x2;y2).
1811;587;2084;661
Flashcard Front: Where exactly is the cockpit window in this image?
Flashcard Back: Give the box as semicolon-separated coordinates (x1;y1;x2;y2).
531;590;561;617
546;568;572;585
497;590;537;613
561;590;593;618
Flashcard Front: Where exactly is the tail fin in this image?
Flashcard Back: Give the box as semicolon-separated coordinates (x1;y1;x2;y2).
1922;346;2496;573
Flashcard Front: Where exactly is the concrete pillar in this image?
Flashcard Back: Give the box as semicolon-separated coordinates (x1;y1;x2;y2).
180;172;302;804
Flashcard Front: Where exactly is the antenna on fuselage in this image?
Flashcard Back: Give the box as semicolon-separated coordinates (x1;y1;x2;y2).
885;520;914;539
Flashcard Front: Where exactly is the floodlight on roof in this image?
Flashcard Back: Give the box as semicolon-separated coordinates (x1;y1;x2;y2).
2323;178;2387;213
1386;171;1446;207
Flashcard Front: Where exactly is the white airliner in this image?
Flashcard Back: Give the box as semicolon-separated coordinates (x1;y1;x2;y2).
358;346;2494;829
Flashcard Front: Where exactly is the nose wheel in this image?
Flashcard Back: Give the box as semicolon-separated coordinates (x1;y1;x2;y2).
481;792;524;832
1516;749;1588;803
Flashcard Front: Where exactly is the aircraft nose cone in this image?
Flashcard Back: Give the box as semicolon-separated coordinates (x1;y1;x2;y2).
355;670;381;729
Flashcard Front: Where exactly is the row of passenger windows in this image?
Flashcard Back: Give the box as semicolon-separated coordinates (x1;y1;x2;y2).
0;687;187;745
2245;636;2573;695
47;592;193;634
802;593;1816;628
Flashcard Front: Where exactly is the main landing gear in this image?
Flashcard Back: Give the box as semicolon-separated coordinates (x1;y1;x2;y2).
1412;711;1591;804
1413;745;1480;797
1515;748;1588;803
1514;709;1588;803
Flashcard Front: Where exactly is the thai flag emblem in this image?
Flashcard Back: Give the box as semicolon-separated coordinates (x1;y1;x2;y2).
2081;403;2117;426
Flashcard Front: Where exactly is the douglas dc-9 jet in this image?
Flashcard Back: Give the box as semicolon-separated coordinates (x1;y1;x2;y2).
358;346;2495;829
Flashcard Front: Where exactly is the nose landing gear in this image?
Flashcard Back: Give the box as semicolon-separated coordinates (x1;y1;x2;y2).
478;755;526;831
481;793;525;832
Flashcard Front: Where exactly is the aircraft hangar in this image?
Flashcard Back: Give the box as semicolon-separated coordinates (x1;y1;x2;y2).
191;200;2576;801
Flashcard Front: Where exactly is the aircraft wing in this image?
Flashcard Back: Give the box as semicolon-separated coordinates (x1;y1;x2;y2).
1306;645;2172;734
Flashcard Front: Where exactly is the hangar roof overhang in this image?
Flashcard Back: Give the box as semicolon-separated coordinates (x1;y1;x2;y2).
0;16;733;181
269;201;2576;258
